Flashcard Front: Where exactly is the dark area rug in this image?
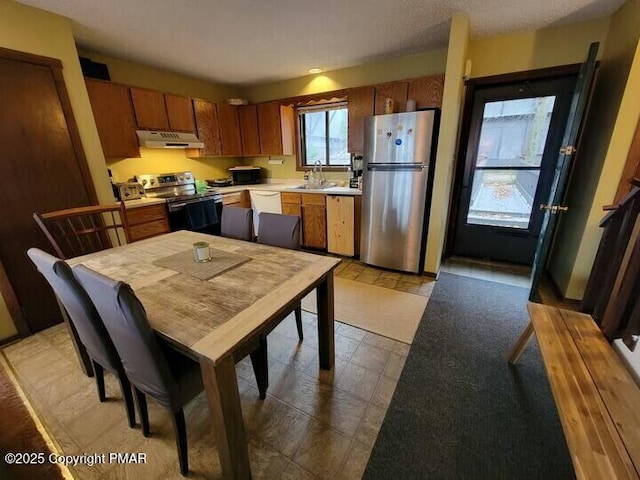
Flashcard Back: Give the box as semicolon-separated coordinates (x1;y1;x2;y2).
364;272;575;480
0;358;63;480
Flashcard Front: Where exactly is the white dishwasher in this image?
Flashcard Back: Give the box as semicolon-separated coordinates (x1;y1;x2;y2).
249;190;282;235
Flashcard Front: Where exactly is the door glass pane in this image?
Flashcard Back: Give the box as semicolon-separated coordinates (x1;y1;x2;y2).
304;111;327;165
328;108;349;165
467;169;540;229
476;97;555;168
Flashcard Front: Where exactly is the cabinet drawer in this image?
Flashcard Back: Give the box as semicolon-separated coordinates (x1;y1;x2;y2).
301;193;325;206
126;204;168;225
128;219;170;242
281;192;301;204
222;191;249;207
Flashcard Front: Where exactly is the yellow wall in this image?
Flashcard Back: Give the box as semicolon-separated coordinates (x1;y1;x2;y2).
107;149;241;183
244;48;448;103
424;15;469;274
549;0;640;299
0;0;115;339
467;17;610;78
78;49;241;102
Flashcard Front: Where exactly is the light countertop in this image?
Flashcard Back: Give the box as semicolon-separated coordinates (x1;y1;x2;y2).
122;197;167;209
216;183;362;196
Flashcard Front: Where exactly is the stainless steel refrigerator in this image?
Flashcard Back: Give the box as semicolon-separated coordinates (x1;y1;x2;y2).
360;109;440;273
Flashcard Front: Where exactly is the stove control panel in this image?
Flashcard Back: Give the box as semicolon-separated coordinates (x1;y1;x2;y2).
137;171;194;191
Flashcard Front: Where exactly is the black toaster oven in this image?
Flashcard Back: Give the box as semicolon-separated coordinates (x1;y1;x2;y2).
229;166;262;185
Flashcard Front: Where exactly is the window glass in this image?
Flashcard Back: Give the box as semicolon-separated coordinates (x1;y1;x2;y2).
299;105;348;167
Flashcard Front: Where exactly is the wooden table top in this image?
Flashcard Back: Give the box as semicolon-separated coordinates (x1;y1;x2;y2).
69;231;340;364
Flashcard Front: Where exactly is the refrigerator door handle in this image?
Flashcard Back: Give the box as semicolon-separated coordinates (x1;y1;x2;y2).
367;164;424;172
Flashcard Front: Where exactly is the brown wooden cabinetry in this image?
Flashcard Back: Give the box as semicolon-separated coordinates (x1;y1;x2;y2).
85;78;139;158
130;87;169;130
239;104;261;156
217;103;243;156
257;101;294;156
375;82;409;115
188;99;222;157
301;194;326;249
126;204;170;242
407;75;445;110
165;93;196;132
281;192;302;217
221;190;249;208
347;86;375;154
326;195;355;256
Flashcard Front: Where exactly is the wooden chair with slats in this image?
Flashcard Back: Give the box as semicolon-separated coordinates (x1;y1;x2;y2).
33;203;131;260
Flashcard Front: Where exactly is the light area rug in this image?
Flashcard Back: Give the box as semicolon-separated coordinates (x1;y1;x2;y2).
302;277;428;344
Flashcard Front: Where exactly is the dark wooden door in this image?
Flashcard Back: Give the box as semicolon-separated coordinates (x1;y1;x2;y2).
0;53;95;333
529;43;599;300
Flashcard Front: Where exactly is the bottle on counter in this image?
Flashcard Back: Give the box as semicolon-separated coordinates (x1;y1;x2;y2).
304;171;309;188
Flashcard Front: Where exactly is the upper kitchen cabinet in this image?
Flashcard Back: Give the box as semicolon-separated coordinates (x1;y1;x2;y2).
407;75;445;109
216;103;243;156
257;101;294;156
374;81;409;115
187;99;222;157
165;93;196;132
238;104;261;156
130;86;169;130
85;78;140;158
347;86;375;154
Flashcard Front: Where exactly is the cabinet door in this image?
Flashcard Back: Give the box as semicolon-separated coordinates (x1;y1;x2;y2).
192;99;222;156
85;79;139;158
282;202;302;217
326;195;354;256
217;103;243;156
130;87;169;130
302;204;327;249
374;82;409;114
165;94;196;132
348;86;375;154
257;101;283;155
238;104;261;156
407;75;445;109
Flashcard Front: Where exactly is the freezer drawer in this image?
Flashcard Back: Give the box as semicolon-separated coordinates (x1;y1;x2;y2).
360;167;428;272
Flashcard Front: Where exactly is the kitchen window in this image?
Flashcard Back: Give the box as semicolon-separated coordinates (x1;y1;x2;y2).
298;103;349;168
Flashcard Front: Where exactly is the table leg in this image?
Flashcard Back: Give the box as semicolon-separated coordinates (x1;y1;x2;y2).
56;297;93;377
316;273;335;370
200;355;251;480
508;321;534;365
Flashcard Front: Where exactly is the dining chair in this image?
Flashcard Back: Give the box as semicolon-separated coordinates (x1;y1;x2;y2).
33;203;130;260
220;206;254;241
257;212;304;341
26;248;136;429
72;265;202;476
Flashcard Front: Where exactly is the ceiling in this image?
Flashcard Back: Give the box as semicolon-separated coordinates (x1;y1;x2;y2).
20;0;624;86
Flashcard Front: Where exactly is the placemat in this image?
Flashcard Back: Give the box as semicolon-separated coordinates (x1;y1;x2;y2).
153;248;251;281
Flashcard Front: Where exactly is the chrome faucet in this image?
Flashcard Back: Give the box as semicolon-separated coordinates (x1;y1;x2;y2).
313;160;324;186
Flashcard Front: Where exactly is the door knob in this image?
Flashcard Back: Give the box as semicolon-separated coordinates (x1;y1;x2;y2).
540;204;569;214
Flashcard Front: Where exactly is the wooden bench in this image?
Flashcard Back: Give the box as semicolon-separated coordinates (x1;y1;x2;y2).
509;302;640;480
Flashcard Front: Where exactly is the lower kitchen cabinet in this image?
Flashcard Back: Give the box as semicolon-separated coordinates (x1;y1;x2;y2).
326;195;354;256
126;204;170;242
301;194;326;250
221;190;250;208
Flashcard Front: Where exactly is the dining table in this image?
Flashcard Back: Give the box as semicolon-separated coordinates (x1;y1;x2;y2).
66;230;339;479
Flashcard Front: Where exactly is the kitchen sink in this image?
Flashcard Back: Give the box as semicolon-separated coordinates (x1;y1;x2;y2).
289;183;337;190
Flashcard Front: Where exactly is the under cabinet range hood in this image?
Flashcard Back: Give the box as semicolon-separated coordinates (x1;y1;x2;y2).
136;130;204;149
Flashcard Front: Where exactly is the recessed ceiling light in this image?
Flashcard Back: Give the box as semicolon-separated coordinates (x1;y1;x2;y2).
308;68;322;74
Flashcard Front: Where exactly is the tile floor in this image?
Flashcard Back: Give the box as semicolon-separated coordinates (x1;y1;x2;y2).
333;259;434;297
2;311;409;479
440;256;532;289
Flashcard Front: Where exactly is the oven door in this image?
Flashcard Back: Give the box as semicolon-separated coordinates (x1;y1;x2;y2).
167;198;223;234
